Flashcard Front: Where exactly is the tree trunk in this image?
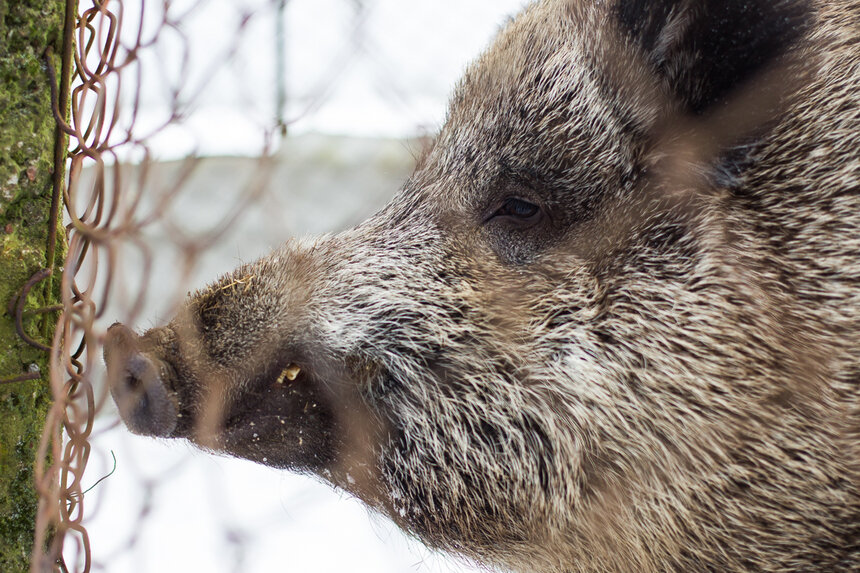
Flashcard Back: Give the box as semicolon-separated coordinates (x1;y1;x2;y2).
0;0;70;570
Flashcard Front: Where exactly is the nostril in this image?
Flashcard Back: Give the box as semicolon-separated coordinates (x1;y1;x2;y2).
124;370;144;396
123;353;154;392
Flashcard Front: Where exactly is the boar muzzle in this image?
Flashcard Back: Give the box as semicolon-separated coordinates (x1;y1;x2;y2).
104;323;179;438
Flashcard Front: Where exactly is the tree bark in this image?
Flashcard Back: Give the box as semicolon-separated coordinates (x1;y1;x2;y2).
0;0;69;570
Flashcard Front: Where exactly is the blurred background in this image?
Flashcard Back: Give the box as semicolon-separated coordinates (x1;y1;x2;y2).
70;1;530;572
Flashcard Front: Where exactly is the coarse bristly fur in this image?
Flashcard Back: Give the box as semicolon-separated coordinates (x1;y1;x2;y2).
103;0;860;571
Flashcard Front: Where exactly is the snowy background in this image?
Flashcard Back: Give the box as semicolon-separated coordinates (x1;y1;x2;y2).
73;1;531;572
110;0;529;159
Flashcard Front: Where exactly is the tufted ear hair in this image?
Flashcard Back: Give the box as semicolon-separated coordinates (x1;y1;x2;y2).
613;0;815;115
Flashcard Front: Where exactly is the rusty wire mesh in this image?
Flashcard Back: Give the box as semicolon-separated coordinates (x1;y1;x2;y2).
32;2;275;569
29;0;512;571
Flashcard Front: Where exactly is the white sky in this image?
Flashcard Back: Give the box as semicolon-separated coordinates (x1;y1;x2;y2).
108;0;530;158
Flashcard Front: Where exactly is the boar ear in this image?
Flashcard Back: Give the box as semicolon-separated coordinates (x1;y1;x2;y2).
613;0;815;114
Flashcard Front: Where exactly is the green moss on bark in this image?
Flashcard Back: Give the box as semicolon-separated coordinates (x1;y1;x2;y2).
0;0;69;570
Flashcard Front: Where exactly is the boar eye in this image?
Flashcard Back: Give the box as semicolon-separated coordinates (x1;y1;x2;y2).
486;198;542;226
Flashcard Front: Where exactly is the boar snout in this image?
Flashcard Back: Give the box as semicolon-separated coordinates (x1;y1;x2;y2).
104;323;179;438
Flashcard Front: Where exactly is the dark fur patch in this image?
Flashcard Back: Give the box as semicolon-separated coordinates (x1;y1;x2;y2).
614;0;815;113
